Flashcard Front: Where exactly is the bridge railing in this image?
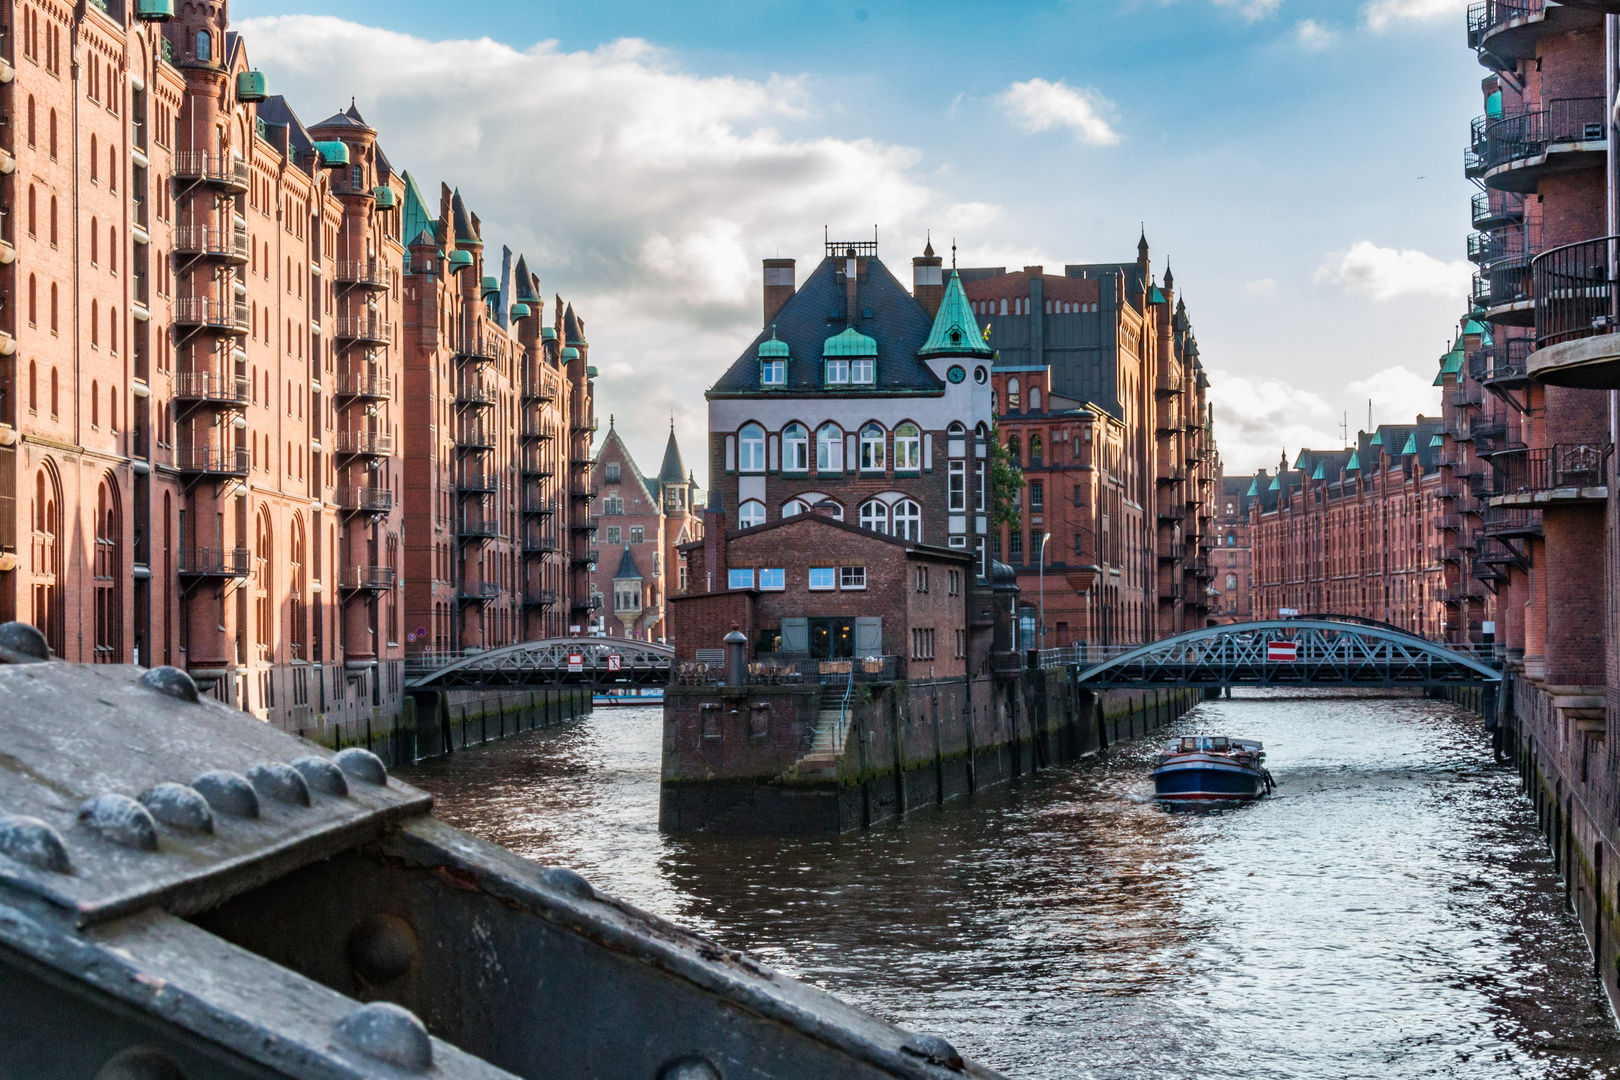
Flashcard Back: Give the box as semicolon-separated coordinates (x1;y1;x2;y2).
674;654;906;686
1037;636;1500;671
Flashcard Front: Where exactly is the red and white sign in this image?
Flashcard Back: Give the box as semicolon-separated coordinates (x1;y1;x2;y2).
567;653;584;673
607;654;622;672
1268;640;1298;662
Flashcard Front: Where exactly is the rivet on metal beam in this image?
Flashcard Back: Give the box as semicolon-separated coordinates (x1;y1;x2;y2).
538;865;594;900
658;1057;722;1080
334;1001;433;1072
94;1046;186;1080
138;665;200;703
347;913;418;985
0;621;50;663
0;814;72;873
290;755;350;797
77;794;160;852
137;783;215;834
247;763;312;807
190;771;261;818
901;1033;965;1072
334;747;388;785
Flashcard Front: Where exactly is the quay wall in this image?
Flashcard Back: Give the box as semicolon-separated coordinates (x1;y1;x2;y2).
660;670;1202;835
358;687;595;768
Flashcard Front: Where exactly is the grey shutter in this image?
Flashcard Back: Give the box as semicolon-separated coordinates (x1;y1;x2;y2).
781;618;809;654
854;617;883;656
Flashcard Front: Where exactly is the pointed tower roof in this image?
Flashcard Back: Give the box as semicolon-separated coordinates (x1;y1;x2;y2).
513;255;539;303
613;547;641;580
400;172;434;252
658;422;688;485
918;271;994;358
451;189;481;247
563;303;586;345
923;235;935;258
1346;450;1361;470
1163;263;1173;289
1401;432;1419;455
1138;227;1149;253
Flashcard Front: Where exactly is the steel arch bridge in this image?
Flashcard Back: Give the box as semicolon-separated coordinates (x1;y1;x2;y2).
1072;619;1501;689
406;638;674;691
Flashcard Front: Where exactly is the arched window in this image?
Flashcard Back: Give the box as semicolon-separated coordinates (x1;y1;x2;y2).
859;500;888;534
27;185;35;236
110;308;117;354
48;108;56;160
1029;434;1042;466
1030;385;1041;411
894;423;921;471
89;135;97;182
49;282;57;332
196;30;211;62
26;96;34;147
49;195;57;246
94;480;122;662
27;361;36;412
859;423;885;472
109;387;117;432
49;367;58;415
109;146;117;193
781;499;805;517
31;467;63;655
892;499;922;541
90;300;98;347
782;423;809;471
1007;377;1020;410
255;510;273;661
91;380;99;427
737;423;766;472
738;500;765;529
290;517;307;658
90;218;98;265
816;423;842;472
27;275;35;326
1007;434;1021;464
109;228;117;273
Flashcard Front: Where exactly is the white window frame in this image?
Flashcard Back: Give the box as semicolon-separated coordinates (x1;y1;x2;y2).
850;358;875;384
761;359;786;386
825;359;849;385
894;423;920;471
859;500;888;534
817;424;843;472
782;423;809;471
727;568;754;590
738;499;765;529
859;424;885;472
949;461;966;511
808;567;836;591
759;568;785;591
892;499;921;542
738;423;766;473
839;565;866;590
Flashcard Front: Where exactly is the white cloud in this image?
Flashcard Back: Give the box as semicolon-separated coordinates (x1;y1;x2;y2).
1206;369;1338;474
997;79;1121;146
1294;19;1335;49
239;15;981;481
1363;0;1467;30
1345;365;1441;422
1245;277;1278;294
1214;0;1284;18
1317;241;1473;302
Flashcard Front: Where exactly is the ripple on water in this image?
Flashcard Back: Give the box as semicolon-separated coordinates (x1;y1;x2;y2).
405;691;1620;1080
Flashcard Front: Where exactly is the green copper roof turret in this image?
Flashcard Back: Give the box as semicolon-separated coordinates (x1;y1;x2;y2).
236;70;267;103
312;141;350;167
447;249;473;272
1346;450;1361;470
759;329;790;358
1311;462;1325;480
823;325;878;358
1429;434;1444;447
510;303;531;320
561;346;580;361
919;271;994;358
1401;433;1418;455
1246;477;1259;496
400;172;433;253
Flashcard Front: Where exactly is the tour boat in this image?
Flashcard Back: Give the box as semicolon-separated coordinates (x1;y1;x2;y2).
1151;735;1273;802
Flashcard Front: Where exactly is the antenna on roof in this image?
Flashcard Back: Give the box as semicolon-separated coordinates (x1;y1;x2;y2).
951;238;957;269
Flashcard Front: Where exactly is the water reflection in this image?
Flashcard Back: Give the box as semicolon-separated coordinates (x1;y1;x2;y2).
405;690;1620;1079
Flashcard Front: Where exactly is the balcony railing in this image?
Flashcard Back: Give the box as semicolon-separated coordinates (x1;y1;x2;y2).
336;487;394;514
1491;443;1609;493
340;566;396;591
334;316;393;343
333;431;393;457
459;516;503;538
334;259;396;290
456;335;503;362
175;445;249;476
1472;190;1526;230
522;498;556;516
1480;337;1532;383
456;426;496;450
1482;506;1543;535
457;381;497;407
458;581;501;601
523;589;558;608
172;151;249;190
334;373;392;399
521;381;556;403
173;371;248;405
521;421;555;441
571;548;601;567
1443;583;1483;603
1533;235;1620;348
522;534;559;554
174;296;245;332
178;546;250;577
1433;514;1461;531
457;471;498;493
1472;220;1539;271
521;459;556;479
1484;98;1606;174
173;225;249;262
1467;0;1542;48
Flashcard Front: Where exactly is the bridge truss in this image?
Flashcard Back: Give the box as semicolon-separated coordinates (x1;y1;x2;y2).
406;638;674;691
1072;619;1501;689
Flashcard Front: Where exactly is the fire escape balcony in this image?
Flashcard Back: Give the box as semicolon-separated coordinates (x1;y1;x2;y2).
456;470;498;494
1156;540;1183;563
1433;514;1461;531
175;445;249;478
335;486;393;515
457;381;497;408
1154;362;1181;397
174;297;250;336
570;415;598;435
334;373;392;400
459;516;504;540
334;316;393;344
1481;98;1606;194
458;581;502;603
333;431;393;458
570;548;600;568
177;546;249;578
1483;505;1543;536
1478;337;1533;388
173;225;249;264
1490;442;1610;500
334;259;395;291
339;566;396;592
521;381;556;403
523;589;558;609
455;335;503;363
522;534;559;556
571;485;599;504
522;498;557;517
521;420;556;442
173;371;248;407
1469;0;1602;64
1472;190;1526;231
521;457;555;480
1527;235;1620;388
172;151;249;192
456;425;496;451
572;595;604;613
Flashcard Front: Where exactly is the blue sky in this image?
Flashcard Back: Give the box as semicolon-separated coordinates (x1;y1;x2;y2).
236;0;1481;477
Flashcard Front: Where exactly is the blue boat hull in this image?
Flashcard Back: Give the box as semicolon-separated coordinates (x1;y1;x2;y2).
1152;758;1268;802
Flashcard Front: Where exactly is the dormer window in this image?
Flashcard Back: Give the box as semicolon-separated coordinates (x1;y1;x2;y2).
850;357;875;384
822;326;877;388
759;328;790;387
825;359;849;384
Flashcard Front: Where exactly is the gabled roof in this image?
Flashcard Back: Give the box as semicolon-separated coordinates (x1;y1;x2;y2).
918;271;993;358
710;256;942;395
658;423;688;485
597;424;659;504
613;547;641;580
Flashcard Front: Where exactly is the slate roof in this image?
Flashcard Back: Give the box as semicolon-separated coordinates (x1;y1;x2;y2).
710;256;943;395
451;190;480;246
254;96;315;159
658;423;688;485
564;304;586;346
598;423;660;504
613;547;642;580
310;107;374;133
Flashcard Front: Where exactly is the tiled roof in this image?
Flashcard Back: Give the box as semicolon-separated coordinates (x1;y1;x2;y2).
710;256;941;395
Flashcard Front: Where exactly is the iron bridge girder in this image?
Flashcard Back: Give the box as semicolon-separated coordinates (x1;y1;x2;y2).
407;637;675;690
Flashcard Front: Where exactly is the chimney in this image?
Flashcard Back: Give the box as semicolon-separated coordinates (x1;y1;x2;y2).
763;258;795;327
843;247;859;324
913;236;944;316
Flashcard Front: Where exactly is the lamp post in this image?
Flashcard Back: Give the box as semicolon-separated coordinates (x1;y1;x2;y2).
1038;532;1051;652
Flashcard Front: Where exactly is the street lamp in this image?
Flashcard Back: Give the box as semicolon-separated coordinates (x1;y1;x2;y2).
1038;532;1051;652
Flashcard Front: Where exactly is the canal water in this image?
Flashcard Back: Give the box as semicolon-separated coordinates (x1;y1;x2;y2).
403;690;1620;1079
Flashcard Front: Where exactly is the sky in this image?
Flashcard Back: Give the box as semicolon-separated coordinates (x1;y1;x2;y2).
233;0;1481;481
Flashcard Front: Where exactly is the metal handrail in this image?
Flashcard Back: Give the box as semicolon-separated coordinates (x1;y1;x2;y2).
1533;234;1620;348
1484;98;1606;173
1490;443;1609;493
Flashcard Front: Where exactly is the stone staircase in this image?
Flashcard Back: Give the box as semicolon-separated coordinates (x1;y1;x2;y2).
786;703;847;779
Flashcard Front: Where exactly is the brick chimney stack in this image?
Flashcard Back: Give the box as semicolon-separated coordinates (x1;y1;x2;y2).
763;259;795;326
912;235;944;316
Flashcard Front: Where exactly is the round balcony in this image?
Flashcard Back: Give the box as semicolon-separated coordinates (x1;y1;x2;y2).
333;372;392;401
174;445;249;479
172;370;248;409
1468;0;1601;66
339;566;396;593
1482;99;1607;194
1472;190;1525;231
1527;234;1620;388
334;316;393;345
333;431;393;459
172;151;249;193
173;297;250;337
173;225;248;265
335;259;395;292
